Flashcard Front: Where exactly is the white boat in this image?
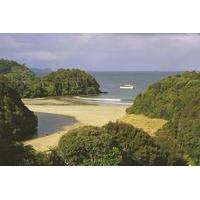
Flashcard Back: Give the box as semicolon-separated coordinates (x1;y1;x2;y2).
120;84;135;89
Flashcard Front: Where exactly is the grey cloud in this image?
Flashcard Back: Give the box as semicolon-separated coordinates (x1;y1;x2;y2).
0;33;200;71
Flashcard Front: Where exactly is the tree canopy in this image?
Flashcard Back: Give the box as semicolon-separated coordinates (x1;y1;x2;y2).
0;75;38;141
58;122;185;166
127;71;200;165
0;138;50;166
43;68;100;96
0;59;101;98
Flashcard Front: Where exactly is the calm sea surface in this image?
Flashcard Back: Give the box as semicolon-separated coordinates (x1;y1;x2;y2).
88;71;179;104
35;112;76;136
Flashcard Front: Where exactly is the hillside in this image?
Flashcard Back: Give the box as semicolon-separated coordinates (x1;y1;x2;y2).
0;59;33;74
43;69;100;95
127;71;200;119
0;75;38;140
127;71;200;165
0;59;101;98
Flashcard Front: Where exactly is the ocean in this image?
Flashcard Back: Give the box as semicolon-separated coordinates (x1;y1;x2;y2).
81;71;179;105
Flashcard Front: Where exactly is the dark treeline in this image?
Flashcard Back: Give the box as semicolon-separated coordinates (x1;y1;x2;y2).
0;75;47;165
127;71;200;165
0;75;37;141
0;59;101;98
58;122;186;166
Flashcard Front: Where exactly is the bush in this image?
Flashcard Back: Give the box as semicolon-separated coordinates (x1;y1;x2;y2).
127;71;200;165
0;76;38;140
58;122;181;166
59;126;122;166
0;138;49;166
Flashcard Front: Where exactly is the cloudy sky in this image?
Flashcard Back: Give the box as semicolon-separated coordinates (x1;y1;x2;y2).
0;33;200;71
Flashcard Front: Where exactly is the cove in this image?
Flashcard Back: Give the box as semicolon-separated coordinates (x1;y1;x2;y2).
35;112;77;136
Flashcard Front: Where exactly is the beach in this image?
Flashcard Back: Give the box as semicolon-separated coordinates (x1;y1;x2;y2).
24;97;128;127
23;97;128;151
23;97;167;151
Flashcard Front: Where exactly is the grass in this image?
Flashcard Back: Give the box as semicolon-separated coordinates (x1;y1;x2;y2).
120;114;167;136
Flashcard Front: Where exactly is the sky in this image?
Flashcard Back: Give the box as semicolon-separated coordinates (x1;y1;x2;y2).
0;33;200;71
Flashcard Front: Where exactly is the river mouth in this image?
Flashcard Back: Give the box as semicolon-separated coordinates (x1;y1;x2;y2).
35;112;77;136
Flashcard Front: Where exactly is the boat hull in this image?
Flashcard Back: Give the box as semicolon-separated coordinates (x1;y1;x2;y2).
120;86;135;89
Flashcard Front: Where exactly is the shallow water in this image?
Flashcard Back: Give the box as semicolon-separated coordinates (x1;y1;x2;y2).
35;112;76;136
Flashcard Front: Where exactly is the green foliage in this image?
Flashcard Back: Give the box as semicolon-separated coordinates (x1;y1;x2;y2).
46;147;66;166
127;71;200;165
59;125;122;166
0;59;101;98
154;135;187;166
157;97;200;165
127;71;200;119
0;76;38;140
0;138;49;166
103;122;163;165
0;59;30;74
58;122;183;166
43;68;100;96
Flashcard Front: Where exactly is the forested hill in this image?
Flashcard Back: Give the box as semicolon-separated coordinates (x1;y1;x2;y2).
0;59;101;98
0;75;38;141
0;59;33;74
127;71;200;119
43;69;100;96
127;71;200;165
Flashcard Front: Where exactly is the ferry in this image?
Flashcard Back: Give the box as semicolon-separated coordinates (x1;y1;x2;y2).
120;84;136;89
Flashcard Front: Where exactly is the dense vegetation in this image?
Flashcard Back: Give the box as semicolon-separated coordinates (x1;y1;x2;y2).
0;75;37;141
127;71;200;119
0;139;49;166
0;75;49;165
0;58;197;166
0;59;101;165
58;122;186;166
127;71;200;165
0;59;101;98
43;69;100;96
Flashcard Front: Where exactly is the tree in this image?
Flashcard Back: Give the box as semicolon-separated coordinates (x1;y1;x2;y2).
59;126;122;166
103;122;165;165
127;71;200;165
0;76;38;141
58;122;173;166
0;138;50;166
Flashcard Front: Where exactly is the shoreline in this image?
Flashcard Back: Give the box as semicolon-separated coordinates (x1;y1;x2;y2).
35;112;78;136
23;97;167;151
23;97;128;151
24;122;82;151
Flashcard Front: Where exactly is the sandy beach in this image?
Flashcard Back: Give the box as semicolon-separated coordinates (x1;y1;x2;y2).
23;97;167;151
25;103;128;127
23;97;128;151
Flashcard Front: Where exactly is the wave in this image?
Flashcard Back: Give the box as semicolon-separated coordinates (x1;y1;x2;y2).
74;96;132;105
74;96;121;102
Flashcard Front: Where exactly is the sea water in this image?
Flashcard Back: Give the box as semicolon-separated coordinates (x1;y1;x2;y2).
83;71;179;104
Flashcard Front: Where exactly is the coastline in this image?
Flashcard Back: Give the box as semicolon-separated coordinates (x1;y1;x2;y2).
24;123;82;151
23;97;167;151
23;97;128;151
